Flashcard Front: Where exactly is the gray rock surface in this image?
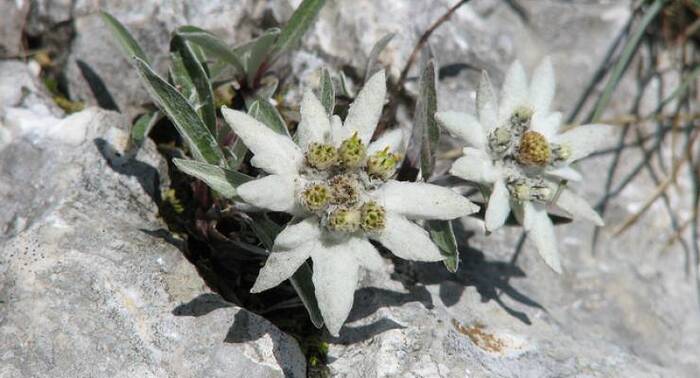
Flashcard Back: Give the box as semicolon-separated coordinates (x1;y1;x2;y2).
4;0;700;377
0;1;29;58
0;64;306;377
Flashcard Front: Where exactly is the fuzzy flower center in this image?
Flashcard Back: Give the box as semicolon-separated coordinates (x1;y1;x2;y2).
516;131;550;167
506;177;552;203
306;143;338;170
298;134;397;235
367;147;402;180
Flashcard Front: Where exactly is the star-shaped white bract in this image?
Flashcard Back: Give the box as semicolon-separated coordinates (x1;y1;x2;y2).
436;57;615;273
222;71;478;335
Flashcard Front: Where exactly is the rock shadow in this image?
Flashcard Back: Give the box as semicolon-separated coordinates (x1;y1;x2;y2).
76;59;120;111
389;225;545;325
172;292;232;317
225;310;301;378
94;138;161;205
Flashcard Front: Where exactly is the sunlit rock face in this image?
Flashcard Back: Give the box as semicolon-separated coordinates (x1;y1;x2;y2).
6;0;700;377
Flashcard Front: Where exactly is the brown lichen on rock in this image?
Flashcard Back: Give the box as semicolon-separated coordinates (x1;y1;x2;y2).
452;319;505;353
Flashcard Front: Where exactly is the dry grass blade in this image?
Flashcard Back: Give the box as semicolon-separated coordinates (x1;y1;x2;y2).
613;125;700;236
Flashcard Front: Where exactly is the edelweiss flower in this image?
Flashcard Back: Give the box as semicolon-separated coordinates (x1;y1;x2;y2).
222;71;478;335
435;57;615;273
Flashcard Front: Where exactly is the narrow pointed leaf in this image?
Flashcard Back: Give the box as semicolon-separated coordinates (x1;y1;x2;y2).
172;158;252;198
131;111;160;149
233;28;280;85
133;57;224;165
248;99;290;136
319;67;335;115
100;11;149;64
415;58;439;180
364;33;395;83
339;71;355;98
271;0;327;59
255;77;279;99
227;138;249;170
428;220;459;273
171;35;217;132
170;52;197;101
176;25;245;76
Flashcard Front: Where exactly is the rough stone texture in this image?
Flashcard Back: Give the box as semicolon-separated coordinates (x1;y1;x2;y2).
0;64;306;377
0;1;30;58
5;0;700;377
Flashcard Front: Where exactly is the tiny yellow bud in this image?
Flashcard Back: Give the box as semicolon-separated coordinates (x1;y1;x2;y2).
326;206;361;233
338;132;367;169
367;147;400;180
306;143;338;170
300;183;331;212
550;143;572;163
360;201;385;232
509;106;534;133
487;127;512;155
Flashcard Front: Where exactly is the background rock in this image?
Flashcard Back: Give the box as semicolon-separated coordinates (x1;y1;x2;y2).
2;0;699;377
0;67;306;377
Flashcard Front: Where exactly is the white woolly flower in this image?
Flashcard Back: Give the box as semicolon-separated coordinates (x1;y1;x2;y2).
222;71;479;336
435;57;615;273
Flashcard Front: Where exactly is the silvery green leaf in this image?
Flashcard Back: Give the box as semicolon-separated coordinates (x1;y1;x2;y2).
428;220;459;273
271;0;327;59
339;71;355;98
130;111;160;149
415;58;439;180
248;216;324;329
133;57;224;165
176;25;245;77
172;158;252;198
254;77;279;99
169;52;196;102
364;33;395;83
247;99;290;137
319;67;335;114
233;28;280;86
100;11;149;64
170;35;217;132
227;138;249;170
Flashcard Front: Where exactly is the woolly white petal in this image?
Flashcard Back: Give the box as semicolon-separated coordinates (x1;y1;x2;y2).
553;123;617;163
499;60;529;123
339;70;386;144
485;179;511;232
250;243;313;293
274;217;322;250
435;111;486;149
523;202;562;273
222;107;303;175
237;175;298;213
556;190;604;226
546;166;583;181
351;237;384;271
310;246;360;336
529;56;555;115
368;128;405;155
477;70;499;131
330;115;343;146
373;181;479;220
296;90;331;150
374;212;444;261
531;111;562;140
449;148;499;184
